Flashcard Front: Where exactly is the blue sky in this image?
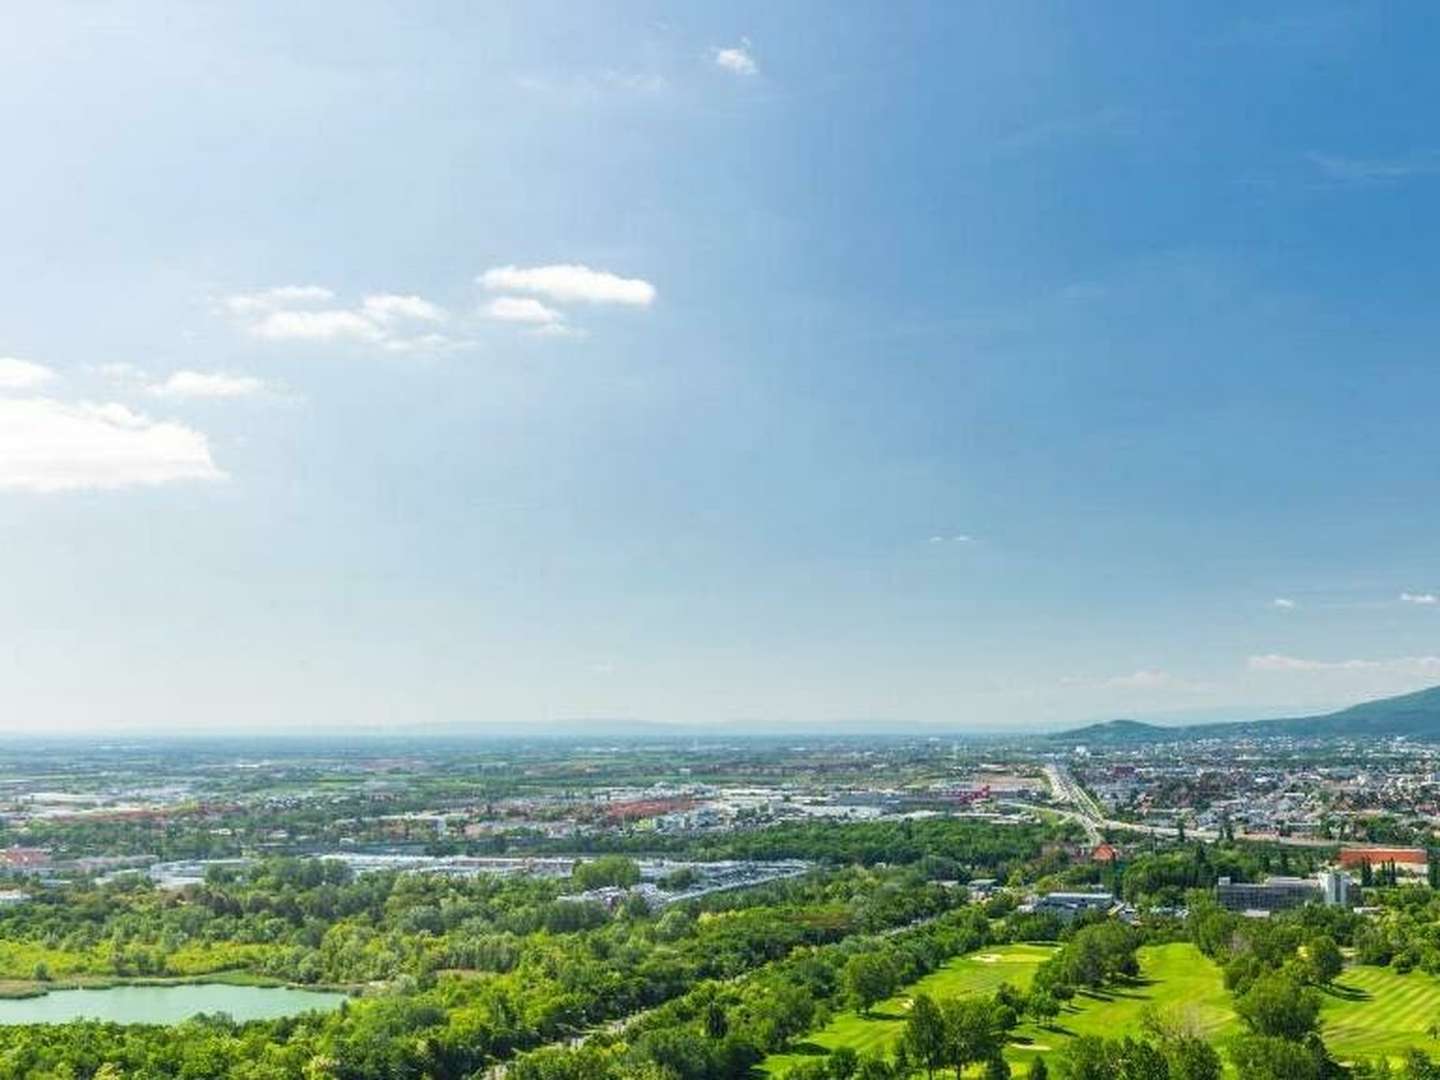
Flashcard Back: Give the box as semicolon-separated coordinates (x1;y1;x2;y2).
4;2;1440;733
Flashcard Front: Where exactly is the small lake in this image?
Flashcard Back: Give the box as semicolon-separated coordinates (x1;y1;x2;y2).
0;983;349;1025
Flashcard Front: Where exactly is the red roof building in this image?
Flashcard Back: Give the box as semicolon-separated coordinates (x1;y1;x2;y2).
0;847;51;868
1338;846;1427;869
1091;843;1119;863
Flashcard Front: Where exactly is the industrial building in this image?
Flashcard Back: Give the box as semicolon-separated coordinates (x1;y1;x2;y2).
1215;871;1350;914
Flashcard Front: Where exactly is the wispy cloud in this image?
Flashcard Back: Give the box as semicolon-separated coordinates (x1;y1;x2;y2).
713;40;758;77
148;371;269;400
0;358;57;391
1272;597;1296;609
480;265;655;307
516;70;668;101
927;534;975;544
250;309;382;344
1401;592;1439;606
360;294;446;325
1308;150;1440;185
222;286;452;352
222;285;335;316
0;398;223;492
483;296;565;326
1249;653;1440;673
997;106;1141;155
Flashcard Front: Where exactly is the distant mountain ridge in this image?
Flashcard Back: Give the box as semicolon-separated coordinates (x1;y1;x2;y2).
1053;684;1440;743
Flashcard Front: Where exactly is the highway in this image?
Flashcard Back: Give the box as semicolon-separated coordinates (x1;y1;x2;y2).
1039;763;1348;850
1042;764;1104;845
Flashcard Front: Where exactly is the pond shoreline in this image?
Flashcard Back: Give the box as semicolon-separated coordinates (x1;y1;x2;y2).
0;973;358;1002
0;981;354;1025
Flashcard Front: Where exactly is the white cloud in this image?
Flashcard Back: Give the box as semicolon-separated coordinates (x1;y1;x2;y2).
480;264;656;307
713;41;758;76
928;534;975;544
361;294;446;324
531;323;588;341
484;296;564;326
249;308;384;343
381;332;455;353
1248;653;1440;673
148;371;267;400
223;285;335;317
1272;597;1296;609
0;398;223;492
221;285;451;351
1401;592;1439;606
0;358;57;391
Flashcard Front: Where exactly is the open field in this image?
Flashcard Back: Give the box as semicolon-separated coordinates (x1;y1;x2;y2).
765;942;1237;1077
764;943;1053;1074
1002;942;1237;1071
1323;963;1440;1063
766;936;1440;1076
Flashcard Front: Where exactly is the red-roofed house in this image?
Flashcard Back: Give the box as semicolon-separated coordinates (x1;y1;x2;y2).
1339;846;1427;873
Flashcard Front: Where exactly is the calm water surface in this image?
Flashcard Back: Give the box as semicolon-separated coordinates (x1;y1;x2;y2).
0;983;348;1024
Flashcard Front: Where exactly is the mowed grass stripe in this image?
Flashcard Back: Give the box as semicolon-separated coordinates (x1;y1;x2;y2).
765;936;1440;1076
1322;964;1440;1062
763;944;1054;1076
764;942;1235;1078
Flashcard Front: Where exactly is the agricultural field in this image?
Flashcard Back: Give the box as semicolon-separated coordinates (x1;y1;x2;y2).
765;942;1237;1077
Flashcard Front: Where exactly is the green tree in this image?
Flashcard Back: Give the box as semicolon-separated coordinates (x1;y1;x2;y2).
855;1053;895;1080
843;953;898;1016
756;984;816;1050
941;996;1008;1076
1165;1036;1222;1080
1026;1058;1049;1080
829;1046;860;1080
1400;1049;1440;1080
703;999;728;1040
903;994;947;1080
1235;972;1322;1041
570;855;641;890
1026;989;1060;1029
1306;934;1343;986
1227;1035;1325;1080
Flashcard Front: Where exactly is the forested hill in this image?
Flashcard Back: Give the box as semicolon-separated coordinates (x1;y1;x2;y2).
1051;684;1440;744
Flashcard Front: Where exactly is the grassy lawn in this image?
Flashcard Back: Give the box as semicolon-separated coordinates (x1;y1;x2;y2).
764;942;1236;1077
765;943;1053;1074
1322;963;1440;1064
1004;942;1236;1071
